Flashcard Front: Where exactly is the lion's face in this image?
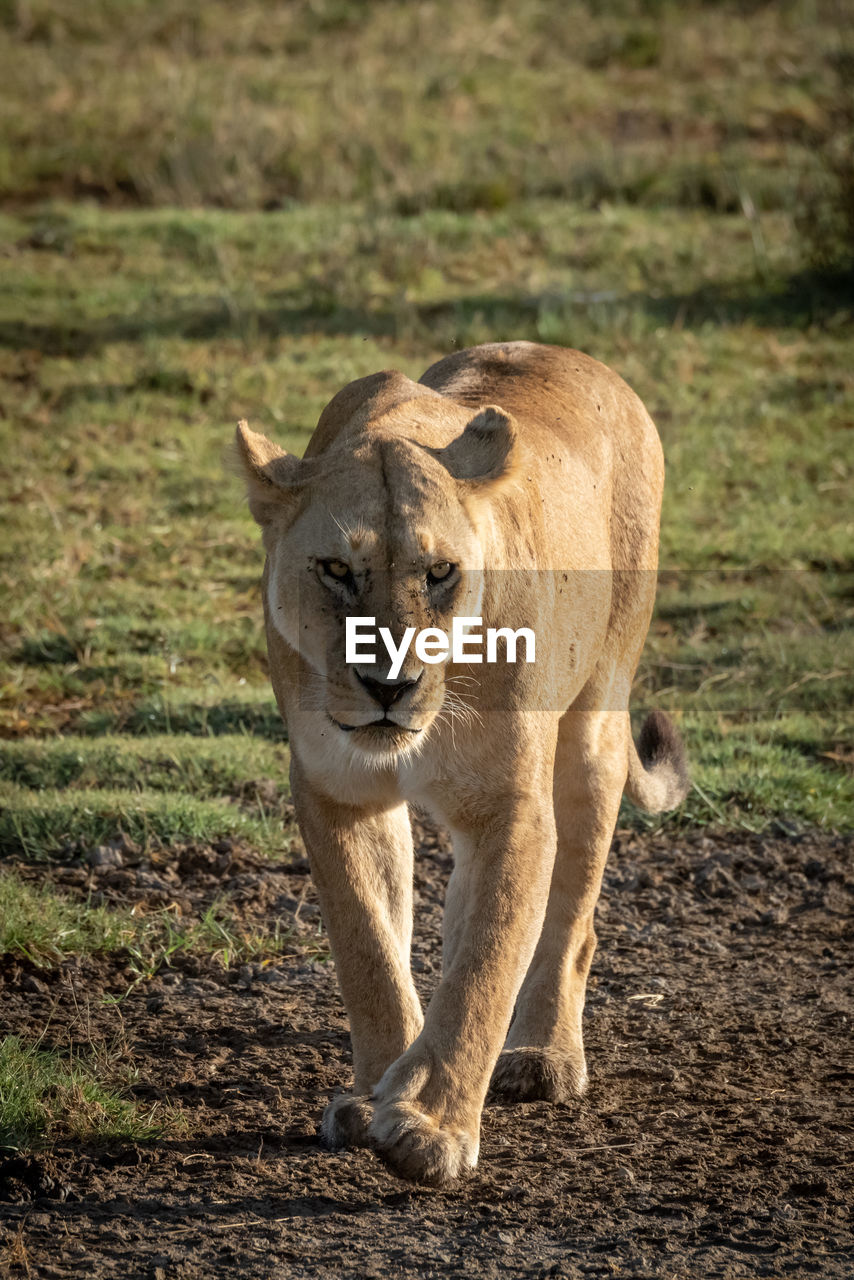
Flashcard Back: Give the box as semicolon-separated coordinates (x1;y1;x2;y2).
237;406;517;761
268;441;486;759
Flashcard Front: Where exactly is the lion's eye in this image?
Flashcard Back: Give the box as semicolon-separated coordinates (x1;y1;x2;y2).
427;561;455;584
319;559;354;588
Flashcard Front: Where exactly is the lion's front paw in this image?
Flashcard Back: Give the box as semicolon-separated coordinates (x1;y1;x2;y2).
369;1102;478;1186
320;1093;374;1149
489;1047;587;1104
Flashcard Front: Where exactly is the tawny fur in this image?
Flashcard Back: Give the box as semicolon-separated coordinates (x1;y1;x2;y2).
235;341;689;1186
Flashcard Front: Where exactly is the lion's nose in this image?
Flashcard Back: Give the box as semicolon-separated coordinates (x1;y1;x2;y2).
356;670;422;711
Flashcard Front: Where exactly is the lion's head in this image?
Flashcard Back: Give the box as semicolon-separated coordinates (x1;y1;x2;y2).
235;382;519;761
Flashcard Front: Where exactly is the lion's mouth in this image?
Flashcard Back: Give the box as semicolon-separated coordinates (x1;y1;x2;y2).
329;715;422;735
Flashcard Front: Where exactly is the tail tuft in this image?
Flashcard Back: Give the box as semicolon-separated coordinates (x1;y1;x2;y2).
625;709;690;813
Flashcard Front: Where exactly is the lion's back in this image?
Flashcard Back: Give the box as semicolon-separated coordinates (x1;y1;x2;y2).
421;342;664;572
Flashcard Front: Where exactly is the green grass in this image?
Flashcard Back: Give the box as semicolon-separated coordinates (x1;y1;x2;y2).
0;0;842;216
0;199;850;834
625;715;851;833
0;1;851;884
0;733;287;793
0;1034;179;1150
0;869;140;964
0;868;322;973
0;783;292;860
634;569;852;830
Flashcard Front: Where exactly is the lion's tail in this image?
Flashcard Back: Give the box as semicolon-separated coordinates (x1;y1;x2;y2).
624;709;690;813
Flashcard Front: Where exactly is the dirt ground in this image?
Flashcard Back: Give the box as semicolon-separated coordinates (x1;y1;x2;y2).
1;818;851;1280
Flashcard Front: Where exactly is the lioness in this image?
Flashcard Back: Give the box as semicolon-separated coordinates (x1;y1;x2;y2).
236;341;688;1186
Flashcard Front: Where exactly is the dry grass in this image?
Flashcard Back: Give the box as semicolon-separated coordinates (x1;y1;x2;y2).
0;0;847;214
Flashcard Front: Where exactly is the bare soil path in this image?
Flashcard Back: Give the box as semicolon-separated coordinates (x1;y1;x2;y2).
1;823;851;1279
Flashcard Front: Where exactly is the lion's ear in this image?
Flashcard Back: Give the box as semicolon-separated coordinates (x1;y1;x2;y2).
438;406;519;492
233;420;304;525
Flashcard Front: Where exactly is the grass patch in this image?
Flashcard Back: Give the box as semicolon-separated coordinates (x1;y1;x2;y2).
0;5;851;849
625;714;852;834
0;0;841;217
632;570;853;831
73;691;289;741
0;733;289;795
0;784;289;860
116;901;331;983
0;199;850;829
0;1035;178;1151
0;870;139;965
0;201;850;831
0;869;326;975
